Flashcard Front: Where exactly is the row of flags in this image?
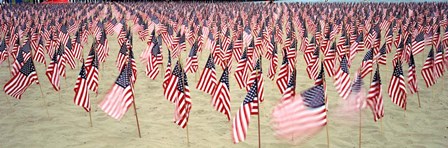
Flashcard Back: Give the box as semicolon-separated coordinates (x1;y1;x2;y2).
1;2;448;145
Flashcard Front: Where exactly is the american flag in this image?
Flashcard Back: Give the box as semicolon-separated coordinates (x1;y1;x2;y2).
280;69;296;102
233;32;244;62
85;43;99;94
306;46;320;80
165;62;182;103
196;55;217;95
45;44;61;91
349;34;364;66
336;31;347;57
334;55;351;100
211;67;231;121
163;51;172;99
421;48;436;87
141;30;156;60
184;41;199;73
388;60;407;110
99;60;134;120
116;42;128;72
434;45;445;79
3;58;39;100
407;51;418;94
367;66;384;122
0;39;8;64
97;30;110;63
58;25;69;45
267;41;278;80
174;67;192;129
235;49;249;89
376;43;388;65
232;78;258;144
359;49;373;78
286;39;297;71
64;36;76;69
33;37;47;65
146;38;162;80
385;26;394;54
12;41;31;77
72;31;83;61
74;61;91;112
394;28;403;48
323;42;336;77
271;84;327;140
276;51;290;94
411;32;425;55
246;59;265;107
172;33;186;59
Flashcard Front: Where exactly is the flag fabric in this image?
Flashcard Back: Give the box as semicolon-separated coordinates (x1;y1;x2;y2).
376;43;387;65
276;51;290;94
235;49;249;89
99;60;134;120
46;46;64;91
246;58;265;107
411;32;425;55
116;42;128;71
388;60;407;110
232;78;258;144
307;46;320;79
334;55;351;100
85;43;99;94
163;51;173;99
421;48;436;87
174;66;192;128
0;39;8;64
184;41;199;73
34;37;47;65
359;49;373;78
196;55;217;95
165;62;181;103
407;52;418;94
3;58;39;100
434;45;445;79
271;84;327;141
74;61;91;112
64;37;76;69
280;69;296;102
267;43;278;80
367;66;384;122
211;67;231;121
323;43;336;77
146;37;162;79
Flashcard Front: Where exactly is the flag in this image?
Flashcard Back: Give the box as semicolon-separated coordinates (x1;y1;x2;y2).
72;31;83;61
211;67;231;121
196;55;218;95
367;66;384;122
246;58;265;107
3;58;39;100
276;51;290;94
280;69;296;102
306;46;320;79
421;48;436;87
271;84;327;141
388;60;407;110
334;55;351;100
34;37;46;65
232;78;258;144
46;46;63;91
359;49;373;78
74;61;90;112
163;51;172;98
235;49;249;89
85;43;99;94
12;41;31;77
267;42;278;80
184;41;199;73
323;42;336;77
411;32;425;55
64;36;76;69
434;45;445;79
407;51;418;94
376;43;387;65
99;60;134;120
174;66;192;128
116;42;128;71
0;39;7;64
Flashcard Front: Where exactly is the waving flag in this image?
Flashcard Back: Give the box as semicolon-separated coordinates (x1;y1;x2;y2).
359;49;373;78
407;51;418;94
267;41;278;80
184;41;199;73
421;48;436;87
196;55;217;95
74;61;90;112
99;60;134;120
211;67;231;121
388;60;407;110
434;45;445;79
145;37;162;80
280;69;296;102
174;67;192;129
271;84;327;141
46;46;64;91
34;37;46;65
3;58;39;100
276;50;290;94
367;66;384;122
85;43;99;94
411;32;425;55
232;78;258;144
235;49;249;89
334;55;351;100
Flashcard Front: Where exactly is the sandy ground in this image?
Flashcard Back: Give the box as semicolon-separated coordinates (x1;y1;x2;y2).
0;28;447;148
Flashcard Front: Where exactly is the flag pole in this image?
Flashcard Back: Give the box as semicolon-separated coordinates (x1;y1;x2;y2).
129;34;142;138
256;56;261;148
178;43;190;146
321;44;330;148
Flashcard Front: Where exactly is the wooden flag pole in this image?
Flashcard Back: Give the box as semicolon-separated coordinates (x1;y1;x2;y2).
132;101;142;138
257;57;262;148
321;50;330;148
